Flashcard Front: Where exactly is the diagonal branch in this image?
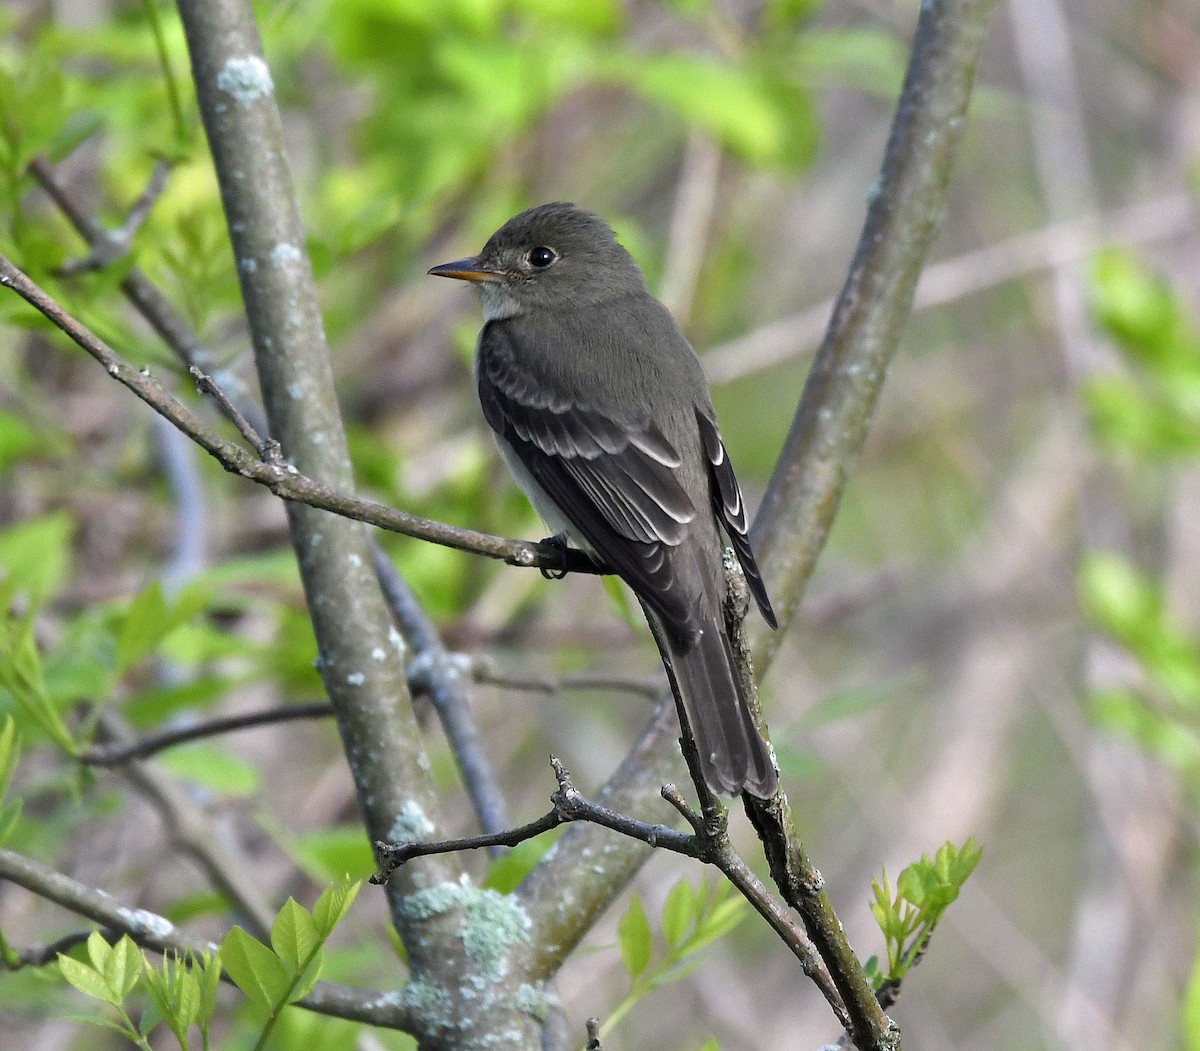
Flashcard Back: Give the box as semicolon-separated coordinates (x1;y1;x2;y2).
749;0;1000;666
0;253;597;576
0;847;416;1030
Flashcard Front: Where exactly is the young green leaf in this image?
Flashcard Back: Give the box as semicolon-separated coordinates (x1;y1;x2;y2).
0;615;78;754
311;878;362;939
661;878;696;950
221;926;291;1009
59;953;116;1005
271;898;320;971
86;929;113;973
103;936;144;1000
617;894;652;979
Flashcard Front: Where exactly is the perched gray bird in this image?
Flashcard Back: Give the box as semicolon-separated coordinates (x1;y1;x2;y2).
430;202;778;797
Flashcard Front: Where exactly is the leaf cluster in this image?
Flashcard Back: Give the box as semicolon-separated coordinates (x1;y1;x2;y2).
606;876;748;1038
866;838;981;989
53;881;360;1051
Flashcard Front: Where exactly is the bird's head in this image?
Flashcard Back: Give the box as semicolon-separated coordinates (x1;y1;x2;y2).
428;202;646;318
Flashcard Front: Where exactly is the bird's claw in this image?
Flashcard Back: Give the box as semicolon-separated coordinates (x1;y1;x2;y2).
539;534;572;580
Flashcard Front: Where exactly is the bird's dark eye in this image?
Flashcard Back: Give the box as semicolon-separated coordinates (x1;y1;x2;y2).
528;246;557;268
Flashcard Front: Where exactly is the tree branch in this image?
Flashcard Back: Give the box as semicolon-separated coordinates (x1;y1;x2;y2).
171;2;543;1043
750;0;999;668
0;254;597;576
0;847;416;1029
374;757;848;1026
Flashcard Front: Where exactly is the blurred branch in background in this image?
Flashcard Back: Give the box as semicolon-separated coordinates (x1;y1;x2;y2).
705;192;1195;384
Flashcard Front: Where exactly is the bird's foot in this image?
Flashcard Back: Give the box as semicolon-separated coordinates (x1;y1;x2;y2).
538;533;573;579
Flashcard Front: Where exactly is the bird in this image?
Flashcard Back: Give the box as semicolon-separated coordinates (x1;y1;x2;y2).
429;202;778;798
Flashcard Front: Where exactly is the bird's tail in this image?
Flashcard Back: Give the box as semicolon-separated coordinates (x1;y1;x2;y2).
660;616;778;799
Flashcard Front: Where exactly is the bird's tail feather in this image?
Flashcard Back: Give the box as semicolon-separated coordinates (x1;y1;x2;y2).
662;618;777;799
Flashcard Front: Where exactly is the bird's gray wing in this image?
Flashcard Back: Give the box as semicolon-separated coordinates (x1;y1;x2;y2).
694;405;777;629
478;321;702;636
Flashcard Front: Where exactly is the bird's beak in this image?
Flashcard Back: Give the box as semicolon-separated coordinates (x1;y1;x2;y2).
427;257;506;283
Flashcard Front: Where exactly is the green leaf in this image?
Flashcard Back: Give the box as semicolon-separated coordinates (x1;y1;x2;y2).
795;679;905;731
1079;552;1160;646
0;615;78;754
0;715;20;803
221;926;291;1009
85;930;113;973
601;574;640;630
617;894;652;979
0;411;45;474
197;952;222;1024
682;893;747;957
482;832;558;894
279;824;376;882
271;898;320;971
1090;248;1194;366
103;936;144;999
58;954;116;1005
115;581;211;672
611;53;815;169
661;879;696;950
0;513;73;607
289;948;325;1003
158;743;260;797
0;800;23;845
311;879;362;940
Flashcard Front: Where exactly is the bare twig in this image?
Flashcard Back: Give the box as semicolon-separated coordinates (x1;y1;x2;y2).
1;927;118;969
188;365;282;463
472;664;663;701
659;131;723;323
585;1017;602;1050
704;193;1195;383
0;847;416;1030
0;253;599;576
55;159;170;275
76;658;660;765
79;702;334;765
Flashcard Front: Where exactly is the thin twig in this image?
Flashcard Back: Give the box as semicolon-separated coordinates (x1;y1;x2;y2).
79;702;334;765
1;927;119;969
55;160;171;276
0;253;599;576
374;756;848;1024
704;192;1195;384
74;658;661;765
472;663;664;701
189;365;282;463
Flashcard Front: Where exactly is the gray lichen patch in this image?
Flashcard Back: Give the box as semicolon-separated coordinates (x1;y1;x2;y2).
398;878;532;978
514;981;557;1022
389;799;436;843
215;55;275;107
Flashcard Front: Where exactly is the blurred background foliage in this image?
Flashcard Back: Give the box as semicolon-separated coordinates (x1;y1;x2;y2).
0;0;1198;1048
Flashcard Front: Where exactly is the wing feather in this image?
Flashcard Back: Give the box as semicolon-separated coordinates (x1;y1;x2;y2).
479;322;702;634
695;407;777;629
